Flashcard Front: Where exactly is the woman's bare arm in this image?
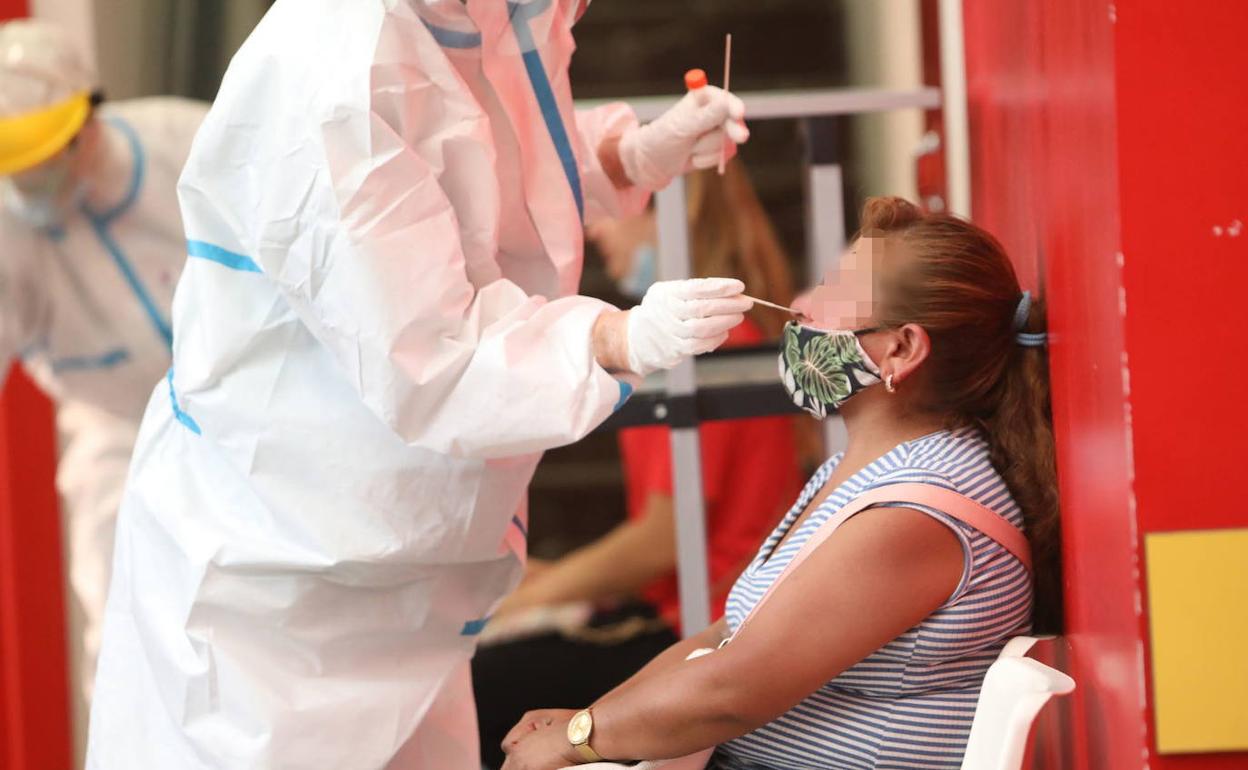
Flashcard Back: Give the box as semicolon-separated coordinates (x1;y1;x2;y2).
583;507;965;761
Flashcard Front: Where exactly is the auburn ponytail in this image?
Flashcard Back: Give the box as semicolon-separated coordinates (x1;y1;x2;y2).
980;297;1062;631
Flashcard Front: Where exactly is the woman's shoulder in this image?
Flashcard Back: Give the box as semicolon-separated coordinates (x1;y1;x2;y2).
867;427;1022;524
887;426;992;480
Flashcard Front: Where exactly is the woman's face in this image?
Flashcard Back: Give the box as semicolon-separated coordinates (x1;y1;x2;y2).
793;237;885;332
792;236;934;391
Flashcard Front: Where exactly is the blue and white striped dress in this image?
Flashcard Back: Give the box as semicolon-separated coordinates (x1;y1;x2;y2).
716;427;1032;770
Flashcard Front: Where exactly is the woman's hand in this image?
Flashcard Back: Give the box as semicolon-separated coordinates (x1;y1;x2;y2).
502;709;578;755
501;710;583;770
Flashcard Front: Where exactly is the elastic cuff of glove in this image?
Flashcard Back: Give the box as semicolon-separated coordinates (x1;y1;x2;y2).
624;309;659;377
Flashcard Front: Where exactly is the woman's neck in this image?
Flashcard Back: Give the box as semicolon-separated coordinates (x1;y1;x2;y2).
838;393;947;471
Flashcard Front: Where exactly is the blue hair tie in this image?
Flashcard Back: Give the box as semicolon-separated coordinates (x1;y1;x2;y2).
1013;291;1047;347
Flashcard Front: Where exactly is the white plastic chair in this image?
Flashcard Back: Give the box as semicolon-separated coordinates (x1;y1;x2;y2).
960;636;1076;770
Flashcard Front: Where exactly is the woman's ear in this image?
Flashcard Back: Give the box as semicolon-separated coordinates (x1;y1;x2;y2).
883;323;931;386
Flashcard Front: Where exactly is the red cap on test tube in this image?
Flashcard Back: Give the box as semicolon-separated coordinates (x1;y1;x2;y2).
684;68;708;91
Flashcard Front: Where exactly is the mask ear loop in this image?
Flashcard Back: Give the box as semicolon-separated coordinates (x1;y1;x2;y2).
1013;291;1047;347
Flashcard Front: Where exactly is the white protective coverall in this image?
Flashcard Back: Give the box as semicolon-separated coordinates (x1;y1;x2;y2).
86;0;714;767
0;96;208;702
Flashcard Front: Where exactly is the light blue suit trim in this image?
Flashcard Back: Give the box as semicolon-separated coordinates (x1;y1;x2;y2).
80;117;174;351
613;380;634;412
166;367;202;435
508;0;553;25
507;0;584;221
187;240;262;273
461;617;492;636
423;19;482;48
18;338;47;362
89;219;173;349
51;347;130;374
92;118;146;224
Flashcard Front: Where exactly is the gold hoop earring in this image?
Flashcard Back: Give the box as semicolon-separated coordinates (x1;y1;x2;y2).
885;373;896;393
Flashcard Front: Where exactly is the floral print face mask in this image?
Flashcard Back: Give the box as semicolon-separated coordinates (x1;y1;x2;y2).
779;321;883;419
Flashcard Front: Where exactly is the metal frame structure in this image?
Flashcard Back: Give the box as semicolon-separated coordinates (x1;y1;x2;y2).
589;82;962;635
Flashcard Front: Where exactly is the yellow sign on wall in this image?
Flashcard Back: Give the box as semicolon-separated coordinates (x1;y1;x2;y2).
1145;528;1248;753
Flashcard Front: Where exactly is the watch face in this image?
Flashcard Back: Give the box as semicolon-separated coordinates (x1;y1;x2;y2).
568;711;593;743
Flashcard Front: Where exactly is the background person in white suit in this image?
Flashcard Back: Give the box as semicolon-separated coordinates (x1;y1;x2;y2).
0;18;207;717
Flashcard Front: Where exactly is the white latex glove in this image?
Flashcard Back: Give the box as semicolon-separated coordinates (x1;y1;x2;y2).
617;86;749;191
626;278;752;376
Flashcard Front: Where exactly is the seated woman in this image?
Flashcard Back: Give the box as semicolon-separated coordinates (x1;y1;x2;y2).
473;162;806;770
497;196;1061;770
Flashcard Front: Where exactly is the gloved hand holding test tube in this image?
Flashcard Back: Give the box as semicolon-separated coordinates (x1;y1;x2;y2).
683;33;735;174
618;60;747;191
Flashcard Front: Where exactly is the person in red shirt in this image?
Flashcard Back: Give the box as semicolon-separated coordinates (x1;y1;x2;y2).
472;162;805;769
617;316;801;631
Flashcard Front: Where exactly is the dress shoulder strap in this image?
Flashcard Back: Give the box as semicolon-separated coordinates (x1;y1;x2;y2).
729;482;1031;642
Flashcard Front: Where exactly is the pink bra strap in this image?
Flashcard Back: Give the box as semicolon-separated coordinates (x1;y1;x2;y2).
730;482;1031;641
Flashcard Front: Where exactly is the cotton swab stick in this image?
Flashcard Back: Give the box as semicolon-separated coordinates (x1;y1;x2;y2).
742;294;804;318
718;33;733;175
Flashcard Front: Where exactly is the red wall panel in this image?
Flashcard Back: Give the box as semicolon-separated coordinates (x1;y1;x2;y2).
1114;3;1248;769
0;366;71;770
964;1;1248;768
1115;4;1248;535
964;1;1144;767
0;5;75;770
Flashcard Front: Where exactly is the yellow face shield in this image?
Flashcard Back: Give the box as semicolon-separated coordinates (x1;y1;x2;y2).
0;90;92;176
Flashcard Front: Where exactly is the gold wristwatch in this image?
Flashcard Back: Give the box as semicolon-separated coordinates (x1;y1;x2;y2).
567;708;604;763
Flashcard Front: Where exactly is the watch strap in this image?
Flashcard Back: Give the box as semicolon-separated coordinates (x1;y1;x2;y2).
574;741;604;763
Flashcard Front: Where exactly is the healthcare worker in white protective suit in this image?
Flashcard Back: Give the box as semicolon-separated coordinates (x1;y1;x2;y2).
87;0;753;768
0;19;207;717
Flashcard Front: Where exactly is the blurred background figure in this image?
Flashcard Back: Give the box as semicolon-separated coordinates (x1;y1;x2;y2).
0;15;207;745
472;161;806;770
